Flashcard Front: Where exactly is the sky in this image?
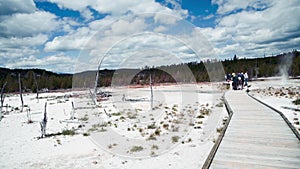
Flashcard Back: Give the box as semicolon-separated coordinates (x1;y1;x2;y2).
0;0;299;73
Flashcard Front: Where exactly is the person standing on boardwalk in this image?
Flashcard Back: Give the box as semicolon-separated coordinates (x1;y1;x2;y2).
232;73;237;90
241;72;245;89
244;71;249;87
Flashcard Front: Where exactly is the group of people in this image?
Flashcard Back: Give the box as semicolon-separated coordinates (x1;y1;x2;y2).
225;72;249;90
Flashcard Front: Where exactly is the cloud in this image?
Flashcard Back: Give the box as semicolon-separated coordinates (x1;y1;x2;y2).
154;25;168;32
105;17;147;35
45;0;90;11
0;11;59;37
1;53;77;73
0;47;39;60
0;0;191;73
43;0;188;53
0;34;48;49
203;14;214;20
212;0;270;15
44;27;92;52
44;0;188;18
203;0;300;58
0;0;36;15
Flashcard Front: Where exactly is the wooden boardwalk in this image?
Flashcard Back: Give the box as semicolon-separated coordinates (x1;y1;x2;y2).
210;90;300;169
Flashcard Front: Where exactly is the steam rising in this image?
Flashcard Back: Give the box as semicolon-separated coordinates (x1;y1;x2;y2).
280;52;294;84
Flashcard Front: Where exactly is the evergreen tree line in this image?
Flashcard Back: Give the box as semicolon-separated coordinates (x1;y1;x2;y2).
222;50;300;78
100;50;300;86
1;50;299;92
0;68;72;93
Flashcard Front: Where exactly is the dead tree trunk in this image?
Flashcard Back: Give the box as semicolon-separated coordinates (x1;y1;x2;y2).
40;102;47;137
0;81;7;121
18;73;24;112
92;71;99;105
89;89;96;105
149;74;153;109
26;107;32;123
71;101;75;120
33;72;39;102
1;82;7;107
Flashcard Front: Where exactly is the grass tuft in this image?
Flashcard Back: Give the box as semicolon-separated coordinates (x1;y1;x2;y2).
130;146;143;152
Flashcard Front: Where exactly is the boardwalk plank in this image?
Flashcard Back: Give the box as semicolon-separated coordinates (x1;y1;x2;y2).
210;90;300;169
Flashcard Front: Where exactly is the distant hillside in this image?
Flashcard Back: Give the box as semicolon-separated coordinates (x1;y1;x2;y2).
1;50;299;92
0;68;72;92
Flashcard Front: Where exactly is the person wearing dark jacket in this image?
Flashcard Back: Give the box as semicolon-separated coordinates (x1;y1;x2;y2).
232;73;238;90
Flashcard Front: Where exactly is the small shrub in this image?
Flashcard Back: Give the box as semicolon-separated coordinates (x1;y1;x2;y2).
128;113;137;119
88;128;97;132
189;122;195;126
99;127;107;132
62;129;76;136
171;126;179;132
79;114;89;121
163;123;169;130
108;143;118;149
151;145;159;150
173;119;181;124
130;146;143;152
56;139;61;145
171;136;180;143
112;112;122;116
147;134;157;141
216;102;223;107
292;98;300;105
197;115;205;119
147;123;156;129
200;108;211;115
27;120;33;124
196;121;203;124
216;127;223;133
83;132;90;136
154;129;161;136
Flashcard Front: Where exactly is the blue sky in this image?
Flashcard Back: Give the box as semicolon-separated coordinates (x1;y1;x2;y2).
0;0;299;73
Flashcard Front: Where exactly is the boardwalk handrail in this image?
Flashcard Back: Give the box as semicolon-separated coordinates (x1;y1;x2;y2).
247;93;300;141
202;92;234;169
